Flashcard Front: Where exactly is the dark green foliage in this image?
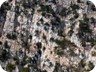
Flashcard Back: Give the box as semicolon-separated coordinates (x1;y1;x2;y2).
1;1;11;11
42;12;46;16
68;29;74;37
6;32;17;40
53;62;63;72
6;63;15;72
55;39;76;48
78;15;95;47
0;49;11;62
29;66;42;72
0;1;95;72
54;48;64;56
22;0;32;9
70;4;80;10
40;4;54;14
36;42;42;49
55;39;66;48
4;41;10;49
20;67;29;72
54;39;76;56
87;61;94;71
22;41;30;49
79;59;86;68
0;1;10;23
58;30;64;37
90;17;96;23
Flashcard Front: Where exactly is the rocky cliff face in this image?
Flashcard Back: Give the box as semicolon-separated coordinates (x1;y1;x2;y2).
0;0;96;72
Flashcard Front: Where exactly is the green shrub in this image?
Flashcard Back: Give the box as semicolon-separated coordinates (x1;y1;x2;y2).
6;63;15;72
55;39;76;48
20;67;29;72
87;61;94;71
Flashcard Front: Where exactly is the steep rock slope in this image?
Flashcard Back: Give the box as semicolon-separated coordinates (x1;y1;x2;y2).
0;0;96;72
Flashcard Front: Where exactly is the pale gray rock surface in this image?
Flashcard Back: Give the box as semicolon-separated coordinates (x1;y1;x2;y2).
0;0;96;72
